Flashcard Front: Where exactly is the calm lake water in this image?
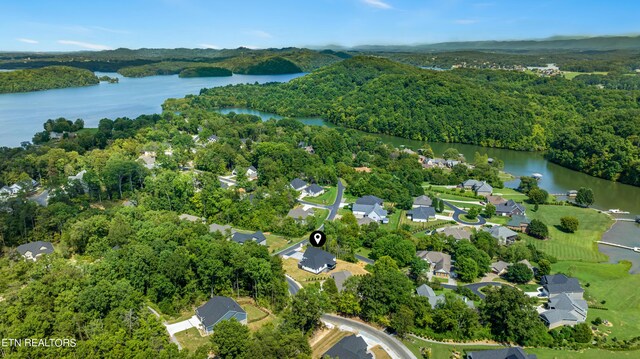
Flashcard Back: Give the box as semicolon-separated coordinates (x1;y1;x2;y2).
0;72;305;148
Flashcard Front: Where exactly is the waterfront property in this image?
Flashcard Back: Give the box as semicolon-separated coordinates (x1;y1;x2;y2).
195;296;247;335
496;199;526;217
461;179;493;196
507;214;532;232
539;274;588;329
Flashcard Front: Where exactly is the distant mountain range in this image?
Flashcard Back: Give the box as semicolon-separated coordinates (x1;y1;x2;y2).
328;35;640;52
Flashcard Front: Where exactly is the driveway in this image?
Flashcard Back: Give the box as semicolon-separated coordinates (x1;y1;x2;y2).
165;315;201;336
443;200;486;226
321;314;417;359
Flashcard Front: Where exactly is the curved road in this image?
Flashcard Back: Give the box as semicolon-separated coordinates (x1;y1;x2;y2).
322;314;417;359
443;200;487;226
441;281;503;300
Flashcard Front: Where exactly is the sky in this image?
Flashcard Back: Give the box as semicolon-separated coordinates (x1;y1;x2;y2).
1;0;639;51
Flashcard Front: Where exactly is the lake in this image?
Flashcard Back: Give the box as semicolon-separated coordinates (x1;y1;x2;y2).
0;72;305;148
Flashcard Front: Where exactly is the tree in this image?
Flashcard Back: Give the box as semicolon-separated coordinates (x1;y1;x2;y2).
572;323;593;343
527;219;548;239
284;283;330;333
575;187;594;207
504;263;534;284
455;257;478;282
323;277;339;305
484;203;496;218
560;216;579;233
211;318;250;359
537;259;551;279
390;305;414;338
517;176;538;194
527;188;548;205
442;148;460;160
481;286;552;346
465;207;479;220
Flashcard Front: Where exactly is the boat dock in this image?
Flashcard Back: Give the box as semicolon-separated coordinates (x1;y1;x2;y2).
597;241;640;253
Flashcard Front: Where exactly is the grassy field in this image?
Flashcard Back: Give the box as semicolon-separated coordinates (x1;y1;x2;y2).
384;209;402;230
563;71;608;80
401;336;502;358
303;186;337;205
552;260;640;340
266;233;293;253
356;246;372;259
174;328;210;353
523;204;612;262
371;345;392;359
492;187;529;200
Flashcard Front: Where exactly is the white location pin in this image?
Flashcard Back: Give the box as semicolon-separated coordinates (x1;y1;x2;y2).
309;230;327;247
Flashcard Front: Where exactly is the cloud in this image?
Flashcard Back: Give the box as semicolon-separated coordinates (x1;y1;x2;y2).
57;40;112;50
199;43;220;49
247;30;272;39
454;19;479;25
362;0;392;9
17;38;38;44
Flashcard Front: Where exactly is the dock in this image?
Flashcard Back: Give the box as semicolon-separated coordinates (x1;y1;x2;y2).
597;241;640;253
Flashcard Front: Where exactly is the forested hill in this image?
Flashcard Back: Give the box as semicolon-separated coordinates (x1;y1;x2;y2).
0;66;99;94
166;56;640;186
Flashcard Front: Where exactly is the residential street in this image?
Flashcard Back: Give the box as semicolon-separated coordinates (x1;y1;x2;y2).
443;200;487;226
321;314;417;359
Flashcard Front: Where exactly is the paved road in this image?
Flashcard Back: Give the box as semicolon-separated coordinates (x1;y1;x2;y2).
321;314;417;359
355;254;375;265
443;200;487;226
441;281;503;300
285;274;302;295
327;179;345;221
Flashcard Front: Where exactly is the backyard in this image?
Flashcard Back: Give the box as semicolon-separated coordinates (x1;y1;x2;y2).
174;328;210;353
303;186;337;205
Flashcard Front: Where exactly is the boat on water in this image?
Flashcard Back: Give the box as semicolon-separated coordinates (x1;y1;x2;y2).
532;173;543;180
609;209;630;214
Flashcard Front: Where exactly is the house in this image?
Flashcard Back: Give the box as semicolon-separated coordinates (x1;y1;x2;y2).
207;135;219;143
290;178;308;191
209;223;233;237
412;195;433;208
540;293;588;329
138;153;156;169
322;334;372;359
298;247;336;274
352;196;387;223
491;260;511;275
518;259;534;272
441;227;472;241
232;166;258;181
416;284;445;308
287;207;315;223
195;296;247;335
16;241;54;261
483;226;519;245
304;184;325;197
417;251;452;278
406;206;436;222
541;274;584;299
331;270;352;292
0;186;11;196
231;231;266;246
496;200;526;217
486;195;507;206
466;347;537;359
461;179;493;196
507;215;531;232
179;214;204;223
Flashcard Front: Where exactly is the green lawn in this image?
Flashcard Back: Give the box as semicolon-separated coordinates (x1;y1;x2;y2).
563;71;608;80
384;210;402;230
401;337;502;358
552;261;640;340
492;187;528;200
241;303;269;323
523;204;612;262
356;246;372;259
174;328;210;353
303;186;337;205
266;234;292;253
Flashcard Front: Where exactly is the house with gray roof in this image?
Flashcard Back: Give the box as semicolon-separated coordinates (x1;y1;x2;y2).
407;206;436;222
355;195;383;206
412;195;433;208
195;296;246;335
541;274;584;299
290;178;308;191
416;284;445;308
299;247;336;274
16;241;54;262
323;334;372;359
232;166;258;181
287;207;315;223
496;199;526;217
507;215;531;232
417;251;452;278
483;226;519;245
304;184;325;197
491;260;511;275
442;227;472;241
331;270;352;292
231;231;266;246
209;223;233;237
207;134;219;143
461;179;493;196
466;347;536;359
352;201;388;223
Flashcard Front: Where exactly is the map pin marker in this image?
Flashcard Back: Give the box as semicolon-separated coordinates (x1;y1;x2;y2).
309;230;327;247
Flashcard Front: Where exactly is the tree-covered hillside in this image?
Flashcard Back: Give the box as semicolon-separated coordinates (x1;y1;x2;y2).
0;66;99;93
166;56;640;186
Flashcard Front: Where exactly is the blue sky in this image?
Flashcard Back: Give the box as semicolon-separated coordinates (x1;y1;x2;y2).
2;0;639;51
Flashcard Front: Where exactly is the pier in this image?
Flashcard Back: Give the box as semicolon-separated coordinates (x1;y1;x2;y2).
597;241;640;253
